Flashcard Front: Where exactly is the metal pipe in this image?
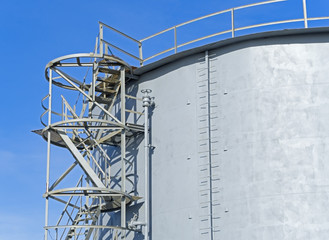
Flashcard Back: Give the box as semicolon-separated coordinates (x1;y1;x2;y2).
302;0;308;28
143;47;176;62
99;21;141;44
140;26;175;42
94;36;99;55
231;9;235;38
45;69;53;240
92;62;97;102
177;30;231;48
140;0;288;64
234;0;286;10
174;27;177;53
308;16;329;21
141;89;152;240
121;67;127;240
102;39;142;61
139;43;144;66
235;18;303;31
99;24;104;55
139;0;285;43
105;43;108;55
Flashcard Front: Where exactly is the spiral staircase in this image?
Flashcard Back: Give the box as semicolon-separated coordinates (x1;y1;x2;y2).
35;53;144;240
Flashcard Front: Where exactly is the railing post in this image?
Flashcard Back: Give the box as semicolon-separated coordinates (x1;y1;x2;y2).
302;0;308;28
99;23;104;55
231;8;235;38
94;36;99;55
174;26;177;53
139;43;143;66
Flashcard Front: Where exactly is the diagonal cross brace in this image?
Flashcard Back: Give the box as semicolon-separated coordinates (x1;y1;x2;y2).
58;130;106;189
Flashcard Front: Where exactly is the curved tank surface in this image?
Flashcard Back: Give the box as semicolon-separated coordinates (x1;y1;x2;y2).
39;27;329;240
110;28;329;240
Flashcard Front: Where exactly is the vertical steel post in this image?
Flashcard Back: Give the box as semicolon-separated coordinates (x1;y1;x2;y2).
231;8;235;38
105;43;108;55
139;43;143;66
120;67;126;240
94;36;99;55
141;89;152;240
302;0;308;28
99;23;104;55
92;62;97;102
61;98;64;122
45;69;53;240
174;27;177;53
105;151;108;187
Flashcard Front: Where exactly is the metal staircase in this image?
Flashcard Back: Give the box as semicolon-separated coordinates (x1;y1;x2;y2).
35;52;144;240
65;204;101;240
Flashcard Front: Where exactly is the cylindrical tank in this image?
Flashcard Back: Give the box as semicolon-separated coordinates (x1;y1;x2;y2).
103;28;329;240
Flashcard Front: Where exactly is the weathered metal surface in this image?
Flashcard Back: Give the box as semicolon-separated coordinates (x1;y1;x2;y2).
105;31;329;239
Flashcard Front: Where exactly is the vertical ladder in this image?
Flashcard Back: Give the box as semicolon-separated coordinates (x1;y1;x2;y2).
196;51;221;240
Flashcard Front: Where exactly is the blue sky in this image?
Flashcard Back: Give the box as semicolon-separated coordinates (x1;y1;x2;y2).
1;0;329;239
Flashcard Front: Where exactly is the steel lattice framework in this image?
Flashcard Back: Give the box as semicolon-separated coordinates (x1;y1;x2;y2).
36;52;148;239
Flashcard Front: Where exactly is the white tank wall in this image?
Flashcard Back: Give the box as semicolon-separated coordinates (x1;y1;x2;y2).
103;31;329;240
136;55;202;240
209;35;329;239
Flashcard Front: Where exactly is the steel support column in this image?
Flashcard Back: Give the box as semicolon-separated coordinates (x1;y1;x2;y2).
45;69;53;240
120;67;127;240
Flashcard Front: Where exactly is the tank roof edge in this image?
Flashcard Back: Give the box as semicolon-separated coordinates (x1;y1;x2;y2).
134;27;329;76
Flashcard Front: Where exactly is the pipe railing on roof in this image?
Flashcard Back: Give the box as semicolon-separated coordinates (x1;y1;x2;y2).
98;0;329;66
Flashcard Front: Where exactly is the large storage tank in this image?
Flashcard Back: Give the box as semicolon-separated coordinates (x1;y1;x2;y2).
116;28;329;240
39;2;329;240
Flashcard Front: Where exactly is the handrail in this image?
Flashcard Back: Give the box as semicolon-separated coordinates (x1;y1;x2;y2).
99;21;143;65
56;176;83;227
99;0;329;66
234;0;285;10
102;39;142;61
99;21;141;44
139;0;288;63
41;94;73;127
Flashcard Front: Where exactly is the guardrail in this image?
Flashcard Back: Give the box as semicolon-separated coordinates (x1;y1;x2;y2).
98;0;329;66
